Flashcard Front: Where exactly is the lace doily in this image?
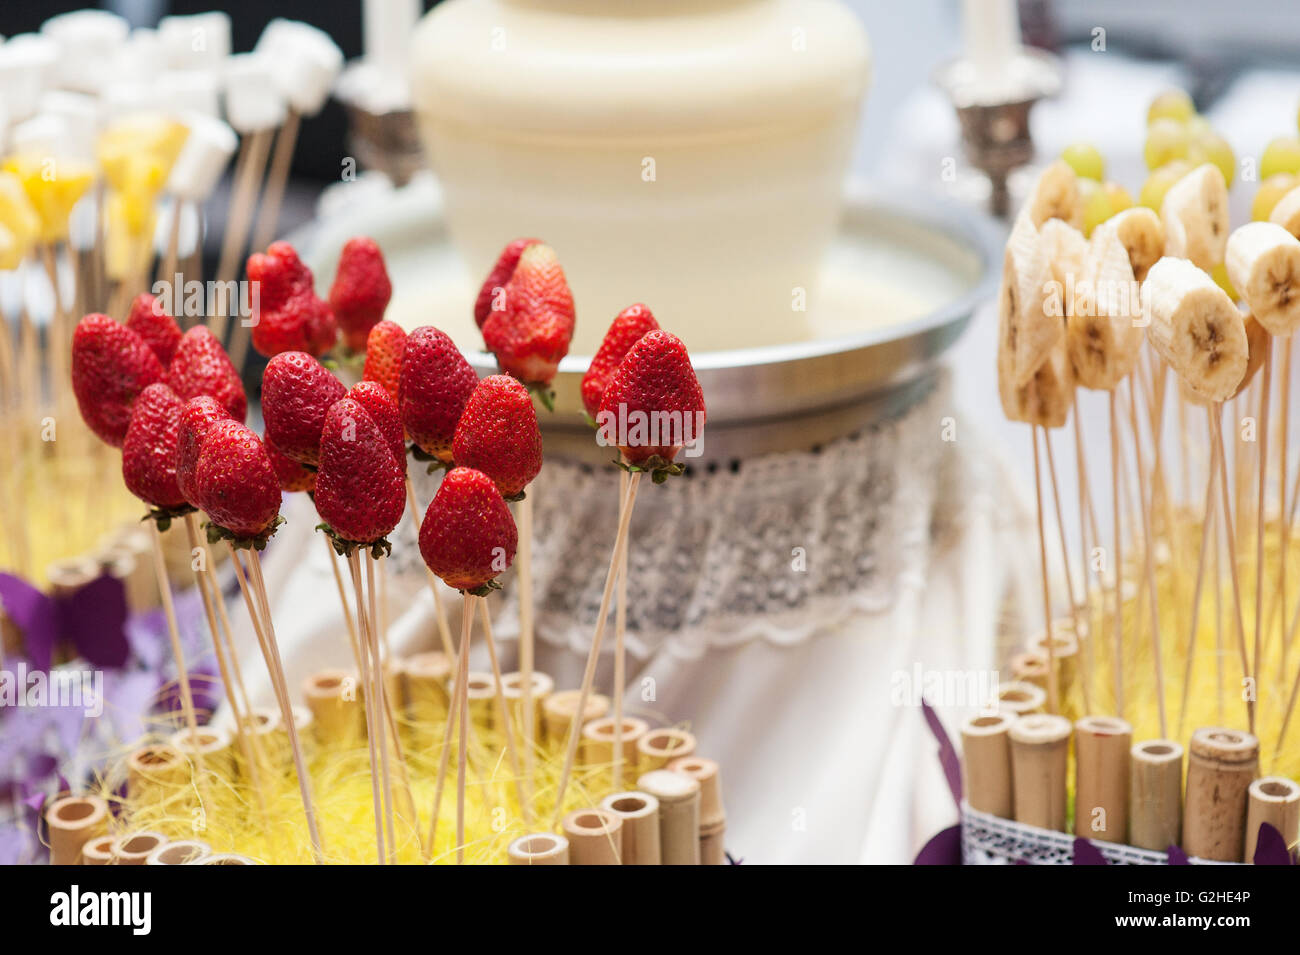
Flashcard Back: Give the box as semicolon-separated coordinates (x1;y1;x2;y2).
959;804;1233;865
384;368;1013;661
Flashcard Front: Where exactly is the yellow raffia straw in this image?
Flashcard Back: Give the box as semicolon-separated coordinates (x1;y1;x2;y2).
2;154;94;245
92;704;690;864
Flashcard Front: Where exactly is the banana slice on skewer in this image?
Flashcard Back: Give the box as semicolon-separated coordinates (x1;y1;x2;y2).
1178;308;1267;405
1025;159;1083;232
1068;224;1143;389
1001;212;1062;387
1142;256;1248;402
1225;221;1300;335
1097;206;1164;282
1269;184;1300;238
1160;163;1229;271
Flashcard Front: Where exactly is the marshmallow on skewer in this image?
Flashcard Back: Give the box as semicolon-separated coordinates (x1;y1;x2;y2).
223;54;288;133
39;91;100;162
158;12;232;70
111;28;164;84
167;113;238;203
255;19;343;117
157;70;221;119
41;9;130;94
0;34;60;123
101;82;168;124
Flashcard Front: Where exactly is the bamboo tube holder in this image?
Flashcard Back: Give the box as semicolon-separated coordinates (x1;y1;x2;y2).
600;791;662;865
581;716;649;786
302;668;363;746
502;669;554;747
403;651;451;748
562;808;623;865
637;769;702;865
669;755;726;864
1009;651;1049;690
45;794;109;865
1008;714;1072;831
126;743;187;798
636;728;697;772
466;671;496;731
1245;776;1300;863
111;831;168;865
960;711;1015;818
1028;627;1079;715
145;839;211;865
507;832;570;865
1073;715;1131;843
274;704;315;764
80;834;116;865
996;680;1046;716
1183;727;1259;862
543;689;609;749
1128;739;1184;852
170;724;233;777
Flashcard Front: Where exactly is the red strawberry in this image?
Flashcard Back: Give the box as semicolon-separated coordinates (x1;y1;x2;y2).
266;438;316;493
452;375;542;499
166;326;248;422
481;243;574;386
247;241;337;357
193;420;283;541
125;293;181;366
580;303;659;418
330;236;392;352
398;326;477;462
71;313;165;447
349;380;406;468
418;466;517;592
314;397;406;546
598;330;706;474
362;320;406;402
474;237;540;329
176;395;232;506
261;351;347;466
122;383;188;511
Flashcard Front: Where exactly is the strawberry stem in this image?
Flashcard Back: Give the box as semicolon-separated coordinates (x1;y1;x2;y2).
205;514;285;551
314;522;393;559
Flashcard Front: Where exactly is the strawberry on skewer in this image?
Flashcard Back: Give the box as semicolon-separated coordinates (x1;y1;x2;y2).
362;320;406;404
314;395;409;862
167;326;248;422
125;293;182;366
330;236;393;353
261;351;347;467
553;328;706;820
452;374;542;501
418;466;519;863
247;241;338;358
400;325;477;467
71;314;165;448
474;236;539;329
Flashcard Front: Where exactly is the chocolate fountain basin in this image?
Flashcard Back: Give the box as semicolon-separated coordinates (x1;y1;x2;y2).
305;178;1000;463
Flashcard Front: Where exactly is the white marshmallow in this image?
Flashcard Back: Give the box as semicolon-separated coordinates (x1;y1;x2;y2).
111;28;164;84
158;70;220;119
9;113;74;159
100;82;167;123
38;91;99;161
0;34;60;123
158;12;232;70
223;54;287;133
363;0;421;71
41;9;129;94
167;113;237;201
255;19;342;116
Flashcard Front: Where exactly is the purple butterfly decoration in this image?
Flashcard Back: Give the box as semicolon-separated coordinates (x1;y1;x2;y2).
0;572;129;671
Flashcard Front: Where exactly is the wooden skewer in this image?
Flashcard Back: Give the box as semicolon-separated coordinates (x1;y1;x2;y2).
346;550;388;864
1253;336;1273;698
406;477;456;663
365;552;398;862
1209;407;1255;734
325;536;362;665
613;467;631;789
1178;440;1218;737
475;599;530;826
1071;394;1099;712
156;199;184;289
455;593;473;864
517;490;536;799
210;127;273;344
1214;505;1225;727
1128;376;1168;738
227;543;326;862
552;470;642;826
148;522;203;752
1276;336;1291;668
1031;426;1059;714
1043;427;1090;715
1109;391;1125;717
424;597;471;863
181;514;267;814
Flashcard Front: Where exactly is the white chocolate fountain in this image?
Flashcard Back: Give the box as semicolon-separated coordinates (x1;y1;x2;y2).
410;0;872;354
